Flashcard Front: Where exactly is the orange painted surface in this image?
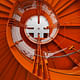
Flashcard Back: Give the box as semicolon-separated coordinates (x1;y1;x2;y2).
0;0;80;80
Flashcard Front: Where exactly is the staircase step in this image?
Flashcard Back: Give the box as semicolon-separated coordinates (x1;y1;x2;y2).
0;18;8;24
0;0;13;9
0;11;9;17
0;3;11;10
6;0;14;5
0;24;6;32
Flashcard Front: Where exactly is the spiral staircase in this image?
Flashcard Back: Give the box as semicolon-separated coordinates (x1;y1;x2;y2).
0;0;80;80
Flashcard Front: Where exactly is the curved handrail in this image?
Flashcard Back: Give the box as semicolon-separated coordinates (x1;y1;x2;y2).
32;50;80;58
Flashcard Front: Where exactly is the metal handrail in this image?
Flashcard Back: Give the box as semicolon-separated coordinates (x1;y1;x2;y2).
32;50;80;58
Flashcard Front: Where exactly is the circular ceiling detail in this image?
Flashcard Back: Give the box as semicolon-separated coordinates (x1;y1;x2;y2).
20;2;59;44
24;14;59;44
9;0;60;60
6;0;80;79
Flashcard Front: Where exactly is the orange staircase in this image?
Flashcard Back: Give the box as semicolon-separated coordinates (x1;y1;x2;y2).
0;0;80;80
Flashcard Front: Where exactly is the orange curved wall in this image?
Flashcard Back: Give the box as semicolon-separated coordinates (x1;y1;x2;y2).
0;0;80;80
